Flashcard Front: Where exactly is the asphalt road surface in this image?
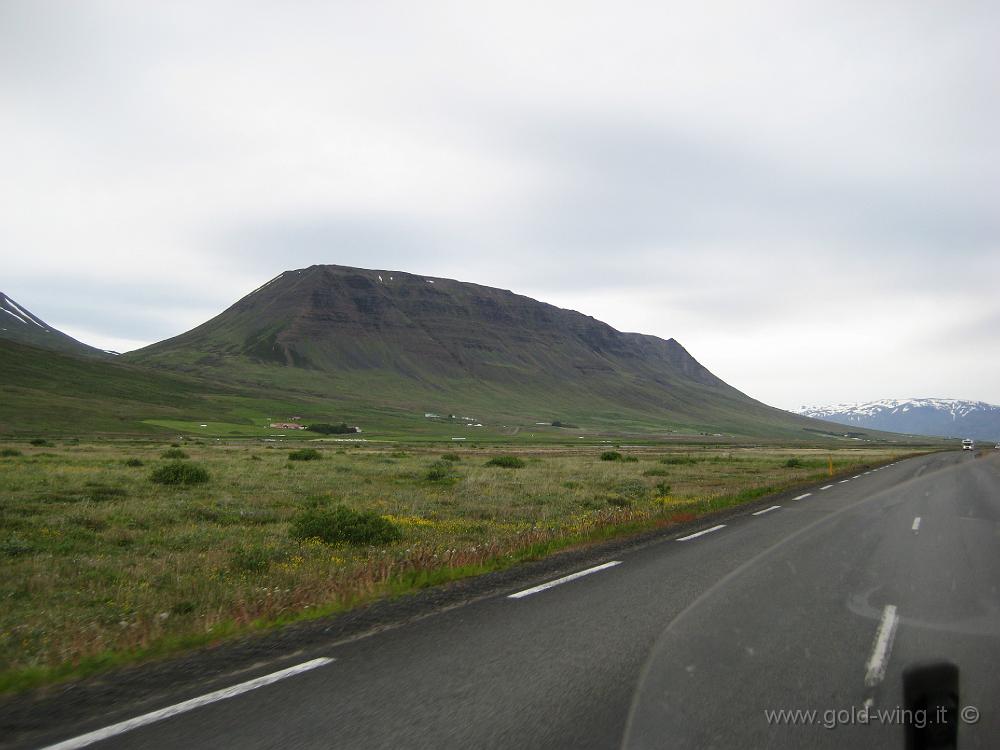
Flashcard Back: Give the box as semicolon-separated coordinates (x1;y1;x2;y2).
15;450;1000;749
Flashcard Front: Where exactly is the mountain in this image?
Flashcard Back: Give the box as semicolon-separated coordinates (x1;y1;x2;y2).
0;292;110;358
798;398;1000;441
124;264;878;439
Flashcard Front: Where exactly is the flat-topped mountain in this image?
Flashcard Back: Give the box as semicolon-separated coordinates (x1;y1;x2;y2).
124;265;854;438
0;292;110;358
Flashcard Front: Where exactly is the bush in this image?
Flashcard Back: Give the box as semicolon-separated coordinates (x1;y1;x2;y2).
615;479;649;500
229;545;276;574
69;514;108;532
659;455;699;465
0;448;21;457
161;448;188;459
150;461;210;485
425;461;455;481
290;505;402;546
29;438;53;447
485;455;526;468
600;451;623;461
604;494;632;508
124;458;144;467
84;483;128;501
785;458;802;468
440;453;461;462
1;537;34;557
288;448;322;461
307;423;358;435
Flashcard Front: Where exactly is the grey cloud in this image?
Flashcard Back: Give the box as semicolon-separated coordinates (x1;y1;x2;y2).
514;118;999;257
218;215;459;275
4;276;223;343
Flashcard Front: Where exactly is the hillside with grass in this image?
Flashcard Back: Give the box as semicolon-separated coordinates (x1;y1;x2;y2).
123;265;864;440
0;339;308;436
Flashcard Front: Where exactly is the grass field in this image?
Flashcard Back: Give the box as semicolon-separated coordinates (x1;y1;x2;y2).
0;438;926;693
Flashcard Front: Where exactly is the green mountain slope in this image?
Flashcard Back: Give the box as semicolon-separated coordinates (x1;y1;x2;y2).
0;292;109;358
122;265;858;439
0;339;244;435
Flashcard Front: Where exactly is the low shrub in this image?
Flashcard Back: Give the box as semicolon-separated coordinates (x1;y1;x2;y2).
229;545;277;574
29;439;54;447
150;461;210;485
485;455;526;468
161;448;188;459
290;505;402;546
288;448;322;461
604;494;632;508
615;479;649;500
600;451;623;461
440;453;461;462
659;455;699;465
0;448;21;457
307;422;358;435
1;537;34;557
69;514;108;532
124;458;144;467
425;461;455;481
84;483;128;501
623;455;639;463
785;458;802;468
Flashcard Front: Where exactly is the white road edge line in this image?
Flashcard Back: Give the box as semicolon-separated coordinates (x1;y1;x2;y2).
839;480;850;484
41;657;335;750
676;524;726;541
793;493;811;501
864;604;899;687
820;484;834;490
853;475;862;479
912;517;921;532
751;506;781;516
508;561;622;599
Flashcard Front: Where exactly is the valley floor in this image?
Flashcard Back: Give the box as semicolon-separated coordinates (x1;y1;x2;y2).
0;438;923;692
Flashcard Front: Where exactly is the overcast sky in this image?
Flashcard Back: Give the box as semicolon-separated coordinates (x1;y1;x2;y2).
2;1;998;410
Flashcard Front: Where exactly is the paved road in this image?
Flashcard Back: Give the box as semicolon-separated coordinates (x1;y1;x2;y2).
21;451;1000;748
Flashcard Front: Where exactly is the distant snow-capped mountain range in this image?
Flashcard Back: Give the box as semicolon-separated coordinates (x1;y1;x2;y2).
798;398;1000;441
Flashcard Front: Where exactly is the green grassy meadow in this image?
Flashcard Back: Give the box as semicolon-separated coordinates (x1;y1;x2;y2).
0;438;925;692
